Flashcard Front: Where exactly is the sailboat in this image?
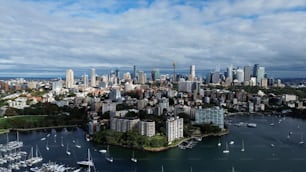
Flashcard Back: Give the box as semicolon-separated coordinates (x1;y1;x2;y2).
61;136;64;147
131;151;137;163
75;140;81;149
217;138;221;147
299;133;304;145
105;145;113;163
222;142;230;154
241;140;245;152
46;140;50;151
66;144;71;155
26;145;43;166
77;149;94;167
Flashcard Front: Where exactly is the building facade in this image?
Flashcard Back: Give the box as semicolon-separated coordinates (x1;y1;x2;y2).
65;69;74;88
110;117;140;132
139;120;155;137
194;107;224;129
166;117;184;144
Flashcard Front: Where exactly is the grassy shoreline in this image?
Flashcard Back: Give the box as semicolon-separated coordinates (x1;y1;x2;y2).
97;129;229;152
143;129;229;152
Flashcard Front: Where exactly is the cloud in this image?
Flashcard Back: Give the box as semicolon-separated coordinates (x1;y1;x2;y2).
0;0;305;78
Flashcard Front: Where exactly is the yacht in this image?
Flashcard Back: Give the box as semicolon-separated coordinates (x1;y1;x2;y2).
40;137;46;141
299;133;304;145
99;149;107;153
247;123;257;128
241;140;245;152
222;142;230;154
217;138;221;147
46;140;50;151
66;144;71;155
61;137;64;147
131;151;137;163
270;143;275;148
77;149;94;167
229;141;234;145
75;140;81;149
105;145;113;163
26;146;43;166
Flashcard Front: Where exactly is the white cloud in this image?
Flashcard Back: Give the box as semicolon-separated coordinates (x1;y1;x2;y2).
0;0;305;77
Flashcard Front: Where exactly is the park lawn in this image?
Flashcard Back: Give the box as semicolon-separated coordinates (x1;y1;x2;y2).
0;115;46;129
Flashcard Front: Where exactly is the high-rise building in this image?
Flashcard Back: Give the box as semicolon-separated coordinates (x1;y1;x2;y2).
189;65;195;81
227;64;233;82
173;61;176;82
133;65;136;80
257;66;265;84
244;65;251;81
138;71;146;84
194;107;224;129
52;79;63;93
253;64;259;77
139;120;155;137
110;117;140;133
91;68;96;87
211;72;220;84
151;69;160;82
83;74;88;88
65;69;74;88
236;68;244;83
166;117;183;144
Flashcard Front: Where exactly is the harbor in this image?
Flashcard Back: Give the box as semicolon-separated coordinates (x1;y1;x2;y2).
0;115;306;171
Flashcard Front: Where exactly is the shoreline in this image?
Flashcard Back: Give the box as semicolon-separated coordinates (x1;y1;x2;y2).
4;125;79;133
107;129;230;152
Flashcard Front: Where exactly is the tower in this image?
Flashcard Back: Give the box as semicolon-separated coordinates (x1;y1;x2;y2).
65;69;74;88
227;64;233;82
244;65;251;81
133;65;136;80
83;73;88;88
91;68;96;87
190;65;195;81
173;61;176;82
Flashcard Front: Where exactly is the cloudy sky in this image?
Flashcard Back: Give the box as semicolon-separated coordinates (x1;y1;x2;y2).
1;0;306;78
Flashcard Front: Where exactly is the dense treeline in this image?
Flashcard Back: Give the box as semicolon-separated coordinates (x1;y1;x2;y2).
1;103;87;129
93;130;168;148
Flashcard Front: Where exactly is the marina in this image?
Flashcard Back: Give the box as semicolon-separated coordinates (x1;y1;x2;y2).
0;115;306;171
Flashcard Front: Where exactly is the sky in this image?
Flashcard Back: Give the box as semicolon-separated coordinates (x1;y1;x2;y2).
1;0;306;78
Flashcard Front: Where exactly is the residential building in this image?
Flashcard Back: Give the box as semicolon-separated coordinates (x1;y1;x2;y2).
194;107;224;129
101;101;116;114
139;120;155;137
166;117;183;144
110;117;140;132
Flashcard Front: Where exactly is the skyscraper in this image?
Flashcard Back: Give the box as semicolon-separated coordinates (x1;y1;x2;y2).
138;71;146;84
257;66;265;84
244;65;251;81
190;65;195;81
173;61;176;82
227;64;233;82
133;65;136;80
236;68;244;83
151;69;160;82
253;64;259;77
91;68;96;87
65;69;74;88
83;74;88;88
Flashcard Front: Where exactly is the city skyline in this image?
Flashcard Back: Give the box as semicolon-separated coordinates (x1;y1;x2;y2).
1;0;306;78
